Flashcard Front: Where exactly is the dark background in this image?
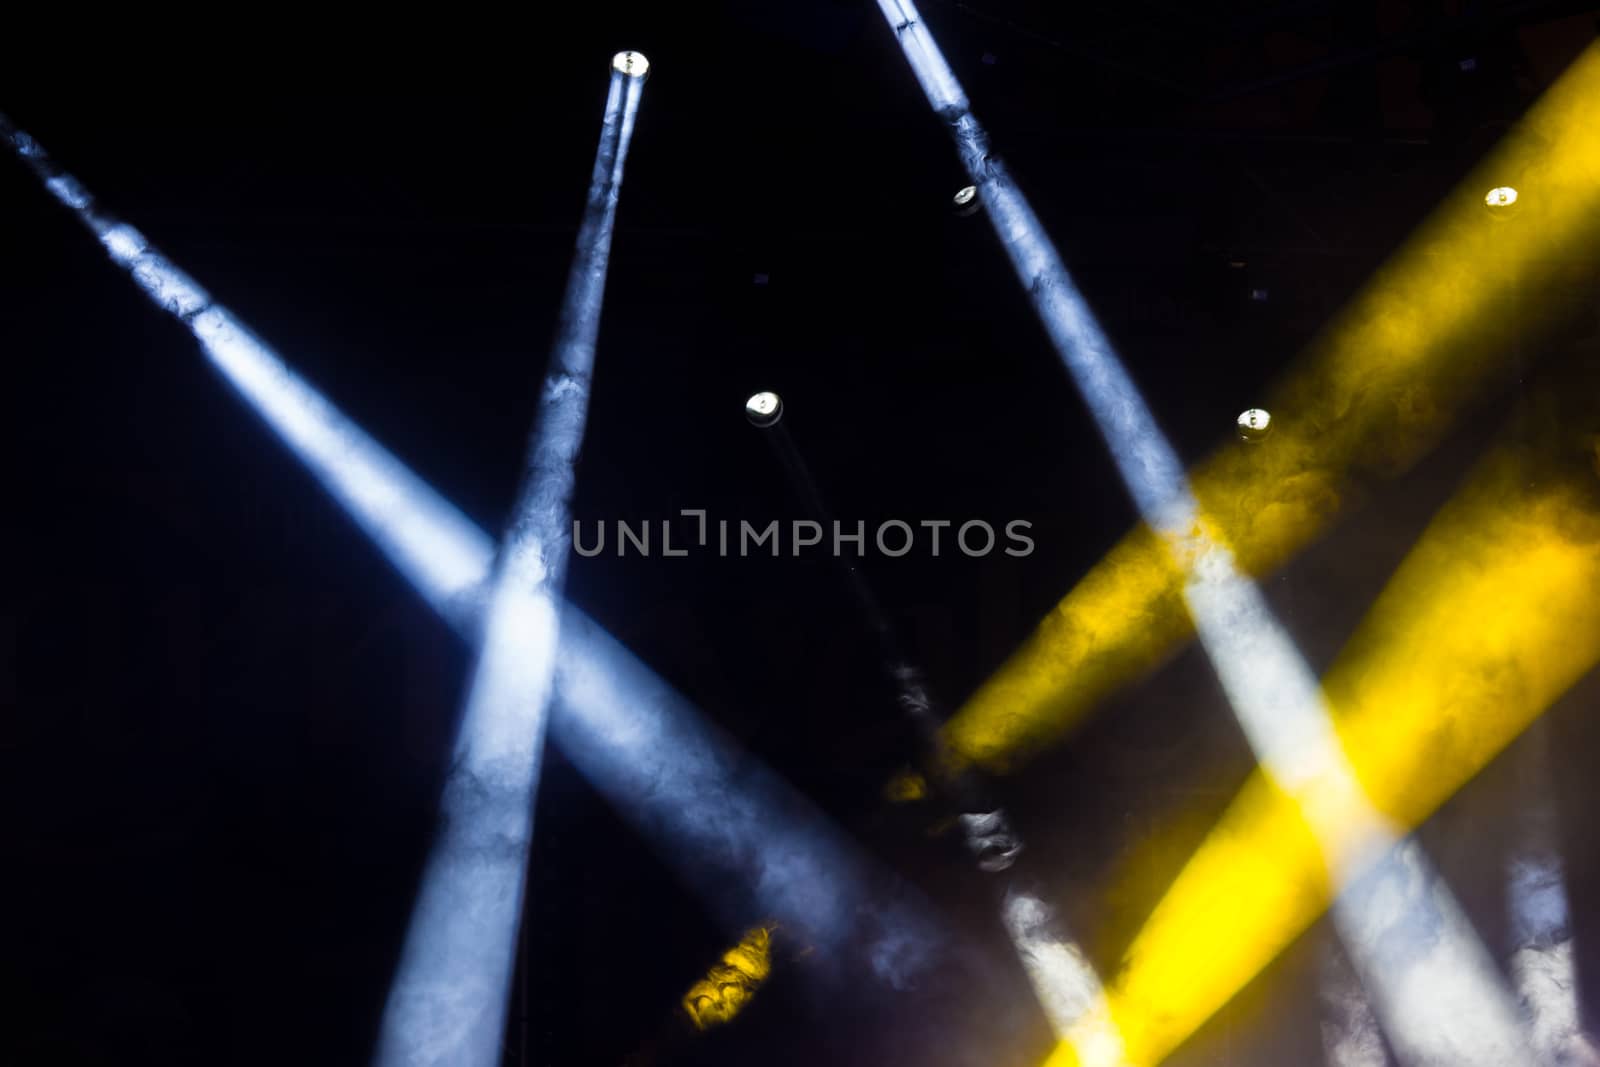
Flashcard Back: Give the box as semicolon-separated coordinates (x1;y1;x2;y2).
5;3;1599;1064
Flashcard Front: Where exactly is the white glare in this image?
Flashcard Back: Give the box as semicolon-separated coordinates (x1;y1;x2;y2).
953;185;977;206
744;390;783;427
612;50;649;78
875;6;1534;1063
1485;185;1520;208
1237;406;1272;441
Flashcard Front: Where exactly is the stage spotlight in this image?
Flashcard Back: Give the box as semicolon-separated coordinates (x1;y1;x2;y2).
1485;185;1519;208
952;185;980;216
744;390;783;427
1235;407;1271;442
612;50;649;78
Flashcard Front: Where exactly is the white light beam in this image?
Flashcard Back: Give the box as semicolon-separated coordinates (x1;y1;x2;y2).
873;6;1536;1064
374;67;645;1067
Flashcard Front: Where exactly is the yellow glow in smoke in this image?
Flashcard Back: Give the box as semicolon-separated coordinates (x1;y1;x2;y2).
1057;396;1600;1067
884;769;930;803
681;926;775;1031
943;42;1600;776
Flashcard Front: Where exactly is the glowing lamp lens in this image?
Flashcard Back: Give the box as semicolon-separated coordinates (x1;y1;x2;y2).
1237;407;1272;441
745;391;783;427
613;51;650;77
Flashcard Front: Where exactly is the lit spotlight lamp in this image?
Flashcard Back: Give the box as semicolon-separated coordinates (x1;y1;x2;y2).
952;184;980;217
745;391;784;428
1484;185;1520;219
1237;407;1272;443
613;50;650;78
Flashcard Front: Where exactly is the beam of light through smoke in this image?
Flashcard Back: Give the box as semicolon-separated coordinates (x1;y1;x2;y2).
1510;852;1600;1067
926;42;1600;776
1;111;951;1019
373;67;645;1067
1002;889;1125;1060
1508;739;1600;1067
757;402;1110;1043
876;6;1535;1064
1320;946;1390;1067
0;115;496;618
1088;368;1600;1067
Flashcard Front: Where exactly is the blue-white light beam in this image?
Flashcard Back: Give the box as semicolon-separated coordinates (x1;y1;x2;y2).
0;114;494;619
374;65;645;1067
1320;945;1390;1067
3;84;640;1062
3;97;949;1027
875;5;1535;1063
1507;749;1600;1067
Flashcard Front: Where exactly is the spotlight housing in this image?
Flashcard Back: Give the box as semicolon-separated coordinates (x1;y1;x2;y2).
613;50;650;78
952;184;980;216
1237;407;1272;442
745;391;783;428
1484;185;1520;218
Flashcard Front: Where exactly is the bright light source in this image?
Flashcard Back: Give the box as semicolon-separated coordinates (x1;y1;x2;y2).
612;50;649;78
953;185;976;205
744;390;783;427
1485;185;1520;212
1236;407;1272;441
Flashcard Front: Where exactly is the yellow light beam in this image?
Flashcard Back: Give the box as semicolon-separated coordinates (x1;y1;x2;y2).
945;42;1600;776
681;926;776;1031
1055;370;1600;1067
